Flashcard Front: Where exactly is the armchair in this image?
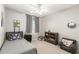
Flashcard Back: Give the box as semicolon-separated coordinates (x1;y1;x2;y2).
59;38;77;54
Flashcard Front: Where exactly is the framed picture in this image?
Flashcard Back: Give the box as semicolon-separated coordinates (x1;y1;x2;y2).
1;12;3;27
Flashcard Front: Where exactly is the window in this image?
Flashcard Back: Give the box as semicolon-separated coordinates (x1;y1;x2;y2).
26;14;39;33
32;16;35;33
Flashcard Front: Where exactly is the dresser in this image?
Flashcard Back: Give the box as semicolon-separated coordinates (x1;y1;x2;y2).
44;32;59;45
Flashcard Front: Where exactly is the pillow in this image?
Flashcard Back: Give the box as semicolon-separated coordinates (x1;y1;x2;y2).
62;39;73;47
6;32;23;41
7;33;17;41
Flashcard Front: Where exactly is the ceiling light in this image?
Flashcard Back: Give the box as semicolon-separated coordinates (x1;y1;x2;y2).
29;4;49;15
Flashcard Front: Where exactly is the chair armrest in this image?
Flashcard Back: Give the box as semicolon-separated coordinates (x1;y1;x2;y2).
69;43;77;49
58;42;63;46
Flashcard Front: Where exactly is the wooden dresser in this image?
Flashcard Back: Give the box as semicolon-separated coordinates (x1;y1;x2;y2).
44;32;59;45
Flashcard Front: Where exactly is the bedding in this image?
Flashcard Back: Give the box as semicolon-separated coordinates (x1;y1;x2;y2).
0;39;37;54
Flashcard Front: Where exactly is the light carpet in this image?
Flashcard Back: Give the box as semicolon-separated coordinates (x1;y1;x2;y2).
32;40;70;54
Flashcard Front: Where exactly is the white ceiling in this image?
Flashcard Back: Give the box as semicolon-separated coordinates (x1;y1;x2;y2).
5;4;76;17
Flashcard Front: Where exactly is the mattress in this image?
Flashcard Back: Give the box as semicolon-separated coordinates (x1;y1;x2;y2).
0;39;37;54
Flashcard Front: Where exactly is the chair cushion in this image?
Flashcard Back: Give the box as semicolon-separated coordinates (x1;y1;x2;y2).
62;39;73;47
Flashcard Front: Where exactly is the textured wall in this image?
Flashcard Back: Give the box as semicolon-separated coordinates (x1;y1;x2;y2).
5;8;26;34
40;5;79;49
0;4;5;48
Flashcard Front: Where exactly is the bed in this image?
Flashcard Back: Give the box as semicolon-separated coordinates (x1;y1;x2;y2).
0;39;37;54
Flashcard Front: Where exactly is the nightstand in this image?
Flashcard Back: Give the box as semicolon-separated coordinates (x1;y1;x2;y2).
24;34;32;42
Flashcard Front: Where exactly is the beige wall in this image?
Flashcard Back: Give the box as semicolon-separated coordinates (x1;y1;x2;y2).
5;8;39;41
5;8;26;34
40;5;79;49
0;4;5;48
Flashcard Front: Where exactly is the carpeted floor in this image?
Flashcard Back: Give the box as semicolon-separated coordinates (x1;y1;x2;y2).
32;40;70;54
